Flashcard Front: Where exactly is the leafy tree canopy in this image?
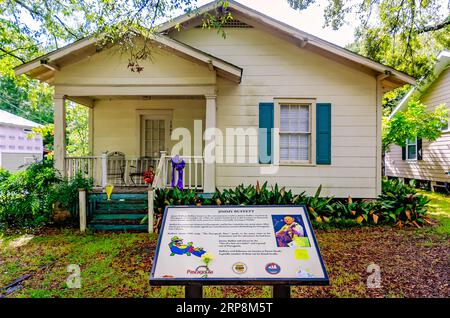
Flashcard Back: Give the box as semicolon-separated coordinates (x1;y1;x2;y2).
383;100;448;151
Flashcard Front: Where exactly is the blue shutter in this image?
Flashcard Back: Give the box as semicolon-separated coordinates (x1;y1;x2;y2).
316;103;331;165
259;103;274;164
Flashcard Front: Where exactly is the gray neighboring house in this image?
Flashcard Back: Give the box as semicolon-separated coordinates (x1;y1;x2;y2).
385;50;450;190
0;109;43;172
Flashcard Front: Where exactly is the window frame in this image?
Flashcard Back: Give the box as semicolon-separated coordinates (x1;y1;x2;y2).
274;98;316;165
406;137;418;161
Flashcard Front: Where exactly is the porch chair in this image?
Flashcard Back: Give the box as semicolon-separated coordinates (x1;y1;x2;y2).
106;151;126;186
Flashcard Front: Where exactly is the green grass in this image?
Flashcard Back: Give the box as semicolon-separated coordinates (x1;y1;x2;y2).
418;190;450;237
1;190;449;298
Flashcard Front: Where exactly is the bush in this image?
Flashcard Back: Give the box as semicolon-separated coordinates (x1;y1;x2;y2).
378;178;430;227
152;180;431;229
0;160;93;231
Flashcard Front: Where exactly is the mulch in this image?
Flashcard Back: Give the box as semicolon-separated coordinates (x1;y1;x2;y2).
133;226;449;298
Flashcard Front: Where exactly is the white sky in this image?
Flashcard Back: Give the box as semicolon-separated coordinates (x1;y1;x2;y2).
196;0;358;47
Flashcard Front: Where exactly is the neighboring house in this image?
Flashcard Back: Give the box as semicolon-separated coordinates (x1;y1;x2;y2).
0;109;43;172
14;0;415;198
385;51;450;190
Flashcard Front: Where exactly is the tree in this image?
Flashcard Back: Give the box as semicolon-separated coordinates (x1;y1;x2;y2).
383;100;448;151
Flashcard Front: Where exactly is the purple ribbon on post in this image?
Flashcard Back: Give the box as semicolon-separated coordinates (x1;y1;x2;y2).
171;155;186;190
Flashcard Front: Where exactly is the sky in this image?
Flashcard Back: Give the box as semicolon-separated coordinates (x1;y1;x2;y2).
195;0;358;47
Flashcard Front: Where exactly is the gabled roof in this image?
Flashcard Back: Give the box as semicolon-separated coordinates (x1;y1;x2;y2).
0;109;41;128
389;50;450;118
159;0;416;88
14;33;243;83
14;0;415;88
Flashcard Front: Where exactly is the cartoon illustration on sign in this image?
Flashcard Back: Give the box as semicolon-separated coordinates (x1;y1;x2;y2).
272;215;309;247
168;236;206;257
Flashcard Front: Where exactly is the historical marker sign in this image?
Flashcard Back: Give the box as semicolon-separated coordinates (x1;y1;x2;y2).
150;205;329;285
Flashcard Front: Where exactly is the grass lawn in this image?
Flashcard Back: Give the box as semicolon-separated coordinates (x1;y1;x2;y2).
1;191;449;298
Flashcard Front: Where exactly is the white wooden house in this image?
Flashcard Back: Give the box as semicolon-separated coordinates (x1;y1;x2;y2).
385;51;450;190
14;0;415;198
0;109;43;171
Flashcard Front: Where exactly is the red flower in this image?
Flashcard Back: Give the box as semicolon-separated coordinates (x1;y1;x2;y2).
143;169;155;184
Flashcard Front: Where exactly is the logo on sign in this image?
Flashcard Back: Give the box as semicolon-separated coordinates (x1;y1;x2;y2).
232;262;247;274
265;263;281;275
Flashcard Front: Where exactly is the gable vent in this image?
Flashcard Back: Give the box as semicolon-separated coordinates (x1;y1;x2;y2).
196;19;253;28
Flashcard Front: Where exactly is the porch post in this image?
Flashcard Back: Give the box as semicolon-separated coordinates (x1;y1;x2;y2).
204;95;216;193
54;96;66;175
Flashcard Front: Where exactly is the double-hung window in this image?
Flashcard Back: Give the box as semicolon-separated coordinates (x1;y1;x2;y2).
278;102;313;163
406;138;417;160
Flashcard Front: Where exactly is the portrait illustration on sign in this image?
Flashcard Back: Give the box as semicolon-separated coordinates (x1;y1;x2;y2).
272;215;310;248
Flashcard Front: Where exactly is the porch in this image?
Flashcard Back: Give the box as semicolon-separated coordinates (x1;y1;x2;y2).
56;92;218;193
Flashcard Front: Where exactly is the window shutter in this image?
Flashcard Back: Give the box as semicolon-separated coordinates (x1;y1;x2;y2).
316;103;331;165
402;146;406;160
259;102;274;164
417;138;423;160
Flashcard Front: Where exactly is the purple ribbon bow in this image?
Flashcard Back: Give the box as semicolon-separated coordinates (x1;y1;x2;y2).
171;155;186;190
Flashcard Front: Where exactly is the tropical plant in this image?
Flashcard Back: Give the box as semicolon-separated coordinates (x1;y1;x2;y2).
378;178;431;227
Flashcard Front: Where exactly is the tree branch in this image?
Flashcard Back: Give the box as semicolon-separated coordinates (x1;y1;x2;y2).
417;16;450;34
0;47;26;63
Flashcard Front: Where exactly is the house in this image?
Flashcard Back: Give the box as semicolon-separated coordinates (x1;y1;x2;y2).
0;109;43;172
385;50;450;190
14;0;415;198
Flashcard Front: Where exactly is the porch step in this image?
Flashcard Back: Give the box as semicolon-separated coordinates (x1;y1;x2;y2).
88;224;148;232
87;192;149;232
93;209;148;214
96;202;148;211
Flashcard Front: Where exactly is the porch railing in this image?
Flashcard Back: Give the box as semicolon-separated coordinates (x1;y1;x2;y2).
65;152;204;190
152;152;204;191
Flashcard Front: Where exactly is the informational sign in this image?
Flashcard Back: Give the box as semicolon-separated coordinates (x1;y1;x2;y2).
150;205;329;285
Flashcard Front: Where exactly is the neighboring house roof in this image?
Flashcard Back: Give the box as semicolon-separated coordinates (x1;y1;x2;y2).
389;50;450;118
0;109;41;128
14;0;415;88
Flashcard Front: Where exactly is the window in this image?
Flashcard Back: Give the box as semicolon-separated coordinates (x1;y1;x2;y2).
278;102;312;162
406;138;417;160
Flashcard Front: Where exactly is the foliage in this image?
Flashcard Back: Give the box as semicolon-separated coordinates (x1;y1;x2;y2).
378;178;430;228
51;173;93;214
0;160;92;230
0;160;59;229
212;182;306;206
383;100;448;151
151;180;431;230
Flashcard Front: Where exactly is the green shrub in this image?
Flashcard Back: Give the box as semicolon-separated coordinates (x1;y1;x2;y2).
151;179;431;230
0;160;59;229
0;160;93;231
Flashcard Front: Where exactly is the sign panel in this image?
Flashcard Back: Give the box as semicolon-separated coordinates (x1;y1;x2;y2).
150;205;328;285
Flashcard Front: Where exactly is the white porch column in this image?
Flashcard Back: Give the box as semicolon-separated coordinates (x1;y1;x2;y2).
204;95;216;193
54;96;66;175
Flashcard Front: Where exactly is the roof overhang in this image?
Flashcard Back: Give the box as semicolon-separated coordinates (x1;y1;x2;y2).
14;33;242;84
159;0;416;89
389;50;450;118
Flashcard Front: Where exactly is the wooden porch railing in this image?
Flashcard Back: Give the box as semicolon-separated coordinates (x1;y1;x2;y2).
66;152;205;190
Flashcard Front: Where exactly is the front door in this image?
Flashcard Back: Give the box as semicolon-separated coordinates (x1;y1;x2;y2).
140;114;171;158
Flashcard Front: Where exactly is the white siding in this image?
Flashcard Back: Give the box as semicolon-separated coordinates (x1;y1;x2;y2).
173;28;377;197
